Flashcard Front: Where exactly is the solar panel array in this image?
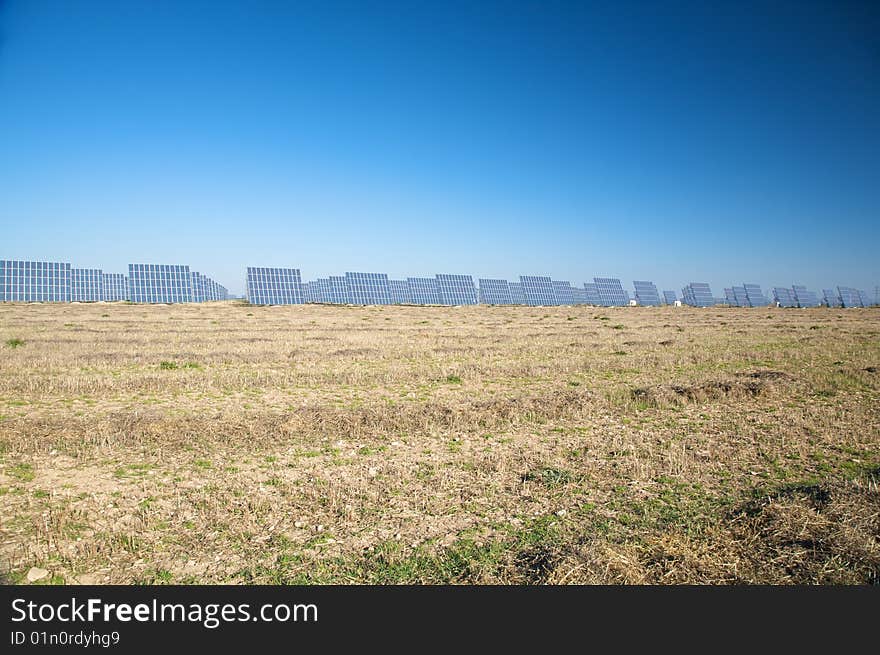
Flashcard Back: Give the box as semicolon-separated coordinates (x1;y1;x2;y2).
190;271;226;302
388;279;412;304
435;274;478;305
508;282;526;305
772;287;797;307
743;283;768;307
633;281;661;306
519;276;555;306
570;286;588;304
682;282;715;307
0;260;71;302
479;279;513;305
3;257;873;310
594;278;630;306
823;289;842;308
583;283;601;305
346;272;391;305
551;280;575;306
102;273;129;301
408;277;441;305
128;264;193;303
837;286;863;308
246;267;303;305
70;268;104;302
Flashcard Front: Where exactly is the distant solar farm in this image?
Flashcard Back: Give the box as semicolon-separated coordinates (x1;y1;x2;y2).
0;260;877;307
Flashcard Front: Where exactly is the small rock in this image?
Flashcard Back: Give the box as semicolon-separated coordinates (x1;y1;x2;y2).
368;467;379;477
26;567;49;583
315;524;324;533
556;509;567;517
294;521;305;529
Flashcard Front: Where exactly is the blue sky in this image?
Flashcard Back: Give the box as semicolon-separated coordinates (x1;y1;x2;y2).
1;0;878;296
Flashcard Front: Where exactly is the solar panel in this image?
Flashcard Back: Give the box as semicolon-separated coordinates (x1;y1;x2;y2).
682;283;714;307
436;274;478;305
633;280;661;306
823;289;842;308
584;283;602;305
570;286;588;305
246;267;303;305
551;280;575;306
520;275;556;306
731;286;748;307
328;276;349;304
724;288;738;306
662;290;677;305
837;286;862;308
388;279;412;304
858;289;871;307
345;272;391;305
128;264;193;303
772;287;797;307
508;282;526;305
102;273;128;301
190;272;206;303
593;277;629;306
0;260;72;302
791;285;819;308
743;283;768;307
70;268;103;302
407;277;440;305
478;279;512;305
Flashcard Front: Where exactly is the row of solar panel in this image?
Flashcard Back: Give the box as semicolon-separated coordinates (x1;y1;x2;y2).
683;282;874;308
259;270;877;308
0;261;228;303
252;270;654;306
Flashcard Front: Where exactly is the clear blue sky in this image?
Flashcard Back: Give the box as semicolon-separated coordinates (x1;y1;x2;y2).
1;0;878;296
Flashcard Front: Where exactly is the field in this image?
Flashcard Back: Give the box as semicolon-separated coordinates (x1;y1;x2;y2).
0;301;878;585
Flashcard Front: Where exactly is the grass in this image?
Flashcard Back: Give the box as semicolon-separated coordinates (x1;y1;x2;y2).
0;301;878;584
5;338;24;348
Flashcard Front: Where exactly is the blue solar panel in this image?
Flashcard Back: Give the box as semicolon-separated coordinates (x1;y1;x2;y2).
436;274;478;305
743;283;768;307
407;277;440;305
102;273;128;301
662;290;677;305
0;260;71;302
128;264;193;303
346;272;391;305
682;283;714;307
479;279;512;305
70;268;103;302
584;283;601;305
551;280;575;306
594;277;629;306
724;288;738;306
792;285;819;308
633;281;661;306
246;267;303;305
328;276;349;304
570;286;588;305
508;282;526;305
858;289;871;307
822;289;842;307
837;286;862;308
520;275;555;306
388;279;412;304
772;287;797;307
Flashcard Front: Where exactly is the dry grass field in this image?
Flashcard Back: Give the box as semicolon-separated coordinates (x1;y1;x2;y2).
0;301;878;584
